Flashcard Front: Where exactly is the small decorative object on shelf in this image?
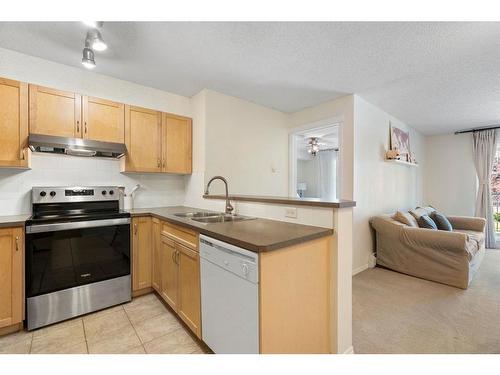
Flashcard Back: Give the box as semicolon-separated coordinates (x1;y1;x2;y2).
385;148;401;160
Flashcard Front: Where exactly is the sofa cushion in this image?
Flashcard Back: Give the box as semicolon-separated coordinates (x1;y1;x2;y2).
431;211;453;231
393;211;419;227
418;214;438;229
410;206;436;220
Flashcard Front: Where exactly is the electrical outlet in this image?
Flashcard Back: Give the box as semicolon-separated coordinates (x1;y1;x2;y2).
285;207;297;218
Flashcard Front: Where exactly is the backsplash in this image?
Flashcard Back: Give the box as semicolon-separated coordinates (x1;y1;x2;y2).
0;153;186;215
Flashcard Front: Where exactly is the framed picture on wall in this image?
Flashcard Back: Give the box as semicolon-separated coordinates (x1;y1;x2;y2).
390;124;411;159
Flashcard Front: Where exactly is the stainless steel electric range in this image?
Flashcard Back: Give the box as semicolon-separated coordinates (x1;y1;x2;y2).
25;186;131;330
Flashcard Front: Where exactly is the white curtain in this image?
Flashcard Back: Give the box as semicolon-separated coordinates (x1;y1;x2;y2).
472;129;497;248
317;150;338;201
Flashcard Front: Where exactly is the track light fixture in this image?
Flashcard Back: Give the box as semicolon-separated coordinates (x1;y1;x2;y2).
81;40;96;69
86;29;107;51
81;22;107;69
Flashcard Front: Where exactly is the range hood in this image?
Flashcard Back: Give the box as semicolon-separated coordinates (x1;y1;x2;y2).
29;133;127;159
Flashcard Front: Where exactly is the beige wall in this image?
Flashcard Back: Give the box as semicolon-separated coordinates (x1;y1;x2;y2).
353;96;426;273
289;95;355;200
424;133;476;216
203;89;289;196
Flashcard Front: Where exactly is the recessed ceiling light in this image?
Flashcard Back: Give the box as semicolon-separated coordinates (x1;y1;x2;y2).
81;46;96;69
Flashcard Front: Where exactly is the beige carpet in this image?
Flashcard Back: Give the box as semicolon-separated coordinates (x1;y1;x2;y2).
353;250;500;354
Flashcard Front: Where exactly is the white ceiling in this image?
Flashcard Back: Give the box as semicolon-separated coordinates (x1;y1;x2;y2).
1;22;500;135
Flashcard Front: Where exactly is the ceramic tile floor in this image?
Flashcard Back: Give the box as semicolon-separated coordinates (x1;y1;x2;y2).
0;293;210;354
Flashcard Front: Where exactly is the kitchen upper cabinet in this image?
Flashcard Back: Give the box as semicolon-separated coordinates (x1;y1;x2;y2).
29;85;81;138
162;113;192;174
0;227;24;329
152;218;161;292
160;235;178;310
0;77;29;168
177;243;201;337
132;217;152;292
123;105;162;173
83;96;125;143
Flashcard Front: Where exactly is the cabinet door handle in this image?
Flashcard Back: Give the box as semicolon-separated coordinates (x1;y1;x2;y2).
162;159;165;168
15;236;19;251
176;250;180;265
134;223;138;235
20;148;25;161
84;122;87;134
157;158;161;168
172;250;176;264
76;120;80;133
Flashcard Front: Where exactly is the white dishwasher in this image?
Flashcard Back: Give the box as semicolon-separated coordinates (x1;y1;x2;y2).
200;235;259;354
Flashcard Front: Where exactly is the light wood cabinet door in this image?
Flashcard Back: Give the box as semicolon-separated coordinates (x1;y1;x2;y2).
160;235;178;310
177;243;201;338
0;78;29;168
29;85;81;138
151;218;161;292
162;113;192;174
132;217;152;291
0;227;23;329
82;96;125;143
124;105;162;172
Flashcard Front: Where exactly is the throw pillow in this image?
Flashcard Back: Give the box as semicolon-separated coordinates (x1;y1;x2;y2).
393;211;419;227
418;214;438;230
410;206;436;220
431;211;453;231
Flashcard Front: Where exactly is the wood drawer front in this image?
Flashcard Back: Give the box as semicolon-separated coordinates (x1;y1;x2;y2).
161;221;198;251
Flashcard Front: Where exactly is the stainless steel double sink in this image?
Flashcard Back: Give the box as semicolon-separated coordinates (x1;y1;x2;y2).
174;211;254;223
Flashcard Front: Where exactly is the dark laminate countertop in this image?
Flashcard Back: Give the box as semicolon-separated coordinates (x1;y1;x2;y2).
203;194;356;208
0;214;31;228
127;206;333;252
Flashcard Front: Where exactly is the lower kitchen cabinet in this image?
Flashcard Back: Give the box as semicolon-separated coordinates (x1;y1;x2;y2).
151;218;161;292
159;235;178;309
132;217;152;293
177;243;201;337
0;226;24;330
148;219;201;339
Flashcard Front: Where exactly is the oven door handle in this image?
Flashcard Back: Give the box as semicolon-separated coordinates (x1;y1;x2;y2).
26;218;131;233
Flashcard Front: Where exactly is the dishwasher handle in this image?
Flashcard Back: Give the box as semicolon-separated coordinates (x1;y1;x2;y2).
200;237;256;262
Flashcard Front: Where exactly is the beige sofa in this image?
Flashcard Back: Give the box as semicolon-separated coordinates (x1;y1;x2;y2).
370;209;486;289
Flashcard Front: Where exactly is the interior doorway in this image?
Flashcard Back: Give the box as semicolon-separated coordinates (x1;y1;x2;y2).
289;122;341;200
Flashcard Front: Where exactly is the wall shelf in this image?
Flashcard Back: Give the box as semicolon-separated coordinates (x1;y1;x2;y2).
385;158;419;167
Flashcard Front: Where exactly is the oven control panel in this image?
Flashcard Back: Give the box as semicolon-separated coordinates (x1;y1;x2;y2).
65;189;94;196
32;186;122;204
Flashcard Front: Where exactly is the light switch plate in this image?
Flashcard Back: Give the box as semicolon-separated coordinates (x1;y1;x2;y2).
285;207;297;218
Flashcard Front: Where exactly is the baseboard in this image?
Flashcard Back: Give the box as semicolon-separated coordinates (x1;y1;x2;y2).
132;287;153;297
0;323;23;337
352;264;369;276
343;345;354;354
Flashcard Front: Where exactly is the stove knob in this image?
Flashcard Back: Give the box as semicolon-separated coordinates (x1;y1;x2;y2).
39;191;46;197
102;190;107;195
50;191;56;197
109;190;114;195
